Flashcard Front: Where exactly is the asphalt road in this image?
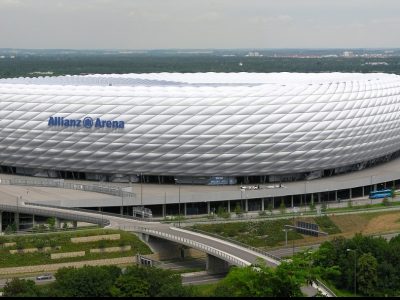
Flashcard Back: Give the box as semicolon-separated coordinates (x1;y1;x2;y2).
181;271;226;286
0;274;55;288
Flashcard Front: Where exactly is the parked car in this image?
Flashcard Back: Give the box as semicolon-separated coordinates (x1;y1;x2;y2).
36;274;52;281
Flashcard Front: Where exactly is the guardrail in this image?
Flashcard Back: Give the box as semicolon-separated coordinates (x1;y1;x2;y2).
124;225;249;267
187;227;281;262
24;202;155;221
0;203;110;227
0;177;135;198
314;279;336;298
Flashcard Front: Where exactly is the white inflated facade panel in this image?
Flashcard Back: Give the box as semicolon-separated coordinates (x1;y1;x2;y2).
0;72;400;176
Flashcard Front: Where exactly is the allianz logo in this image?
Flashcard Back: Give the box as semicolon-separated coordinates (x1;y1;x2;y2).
48;116;125;129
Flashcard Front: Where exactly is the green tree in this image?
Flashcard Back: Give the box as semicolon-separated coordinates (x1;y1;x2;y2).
320;202;327;213
234;203;244;217
47;217;56;231
111;266;190;297
357;252;378;296
110;274;149;297
216;206;231;219
0;236;7;247
214;265;275;297
3;278;42;297
15;240;24;251
54;265;121;297
98;239;107;250
382;197;390;206
62;222;68;230
267;202;274;214
279;200;286;214
48;238;58;249
214;261;304;297
34;239;46;250
5;223;17;234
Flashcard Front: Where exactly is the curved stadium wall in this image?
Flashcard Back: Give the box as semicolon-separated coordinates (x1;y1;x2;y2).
0;72;400;179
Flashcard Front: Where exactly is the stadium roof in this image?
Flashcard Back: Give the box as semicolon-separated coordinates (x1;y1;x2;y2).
0;72;397;88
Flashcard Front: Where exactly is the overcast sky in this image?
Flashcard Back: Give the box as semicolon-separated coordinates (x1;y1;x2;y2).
0;0;399;49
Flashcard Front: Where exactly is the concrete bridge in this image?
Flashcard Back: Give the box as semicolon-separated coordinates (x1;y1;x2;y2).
0;184;335;296
0;201;280;272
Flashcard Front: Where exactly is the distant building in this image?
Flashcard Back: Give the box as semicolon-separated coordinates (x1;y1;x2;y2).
364;62;389;66
245;51;263;57
342;51;354;57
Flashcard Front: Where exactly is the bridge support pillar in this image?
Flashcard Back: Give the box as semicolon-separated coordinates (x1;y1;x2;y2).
162;204;166;218
227;200;231;213
207;202;210;215
0;211;2;234
206;254;230;274
335;190;338;202
120;206;123;216
184;203;187;216
291;195;294;208
245;199;248;212
349;189;352;200
261;198;265;211
362;186;365;197
139;233;150;243
139;235;193;260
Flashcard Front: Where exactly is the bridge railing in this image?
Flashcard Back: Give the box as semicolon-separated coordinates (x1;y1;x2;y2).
187;227;281;262
24;202;154;221
0;177;135;198
0;203;110;227
313;279;336;298
123;225;249;267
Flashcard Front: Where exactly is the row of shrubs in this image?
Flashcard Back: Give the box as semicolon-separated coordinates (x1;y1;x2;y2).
0;236;130;251
2;217;75;235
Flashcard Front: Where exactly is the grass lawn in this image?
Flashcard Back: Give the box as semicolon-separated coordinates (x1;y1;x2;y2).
192;219;304;248
0;229;152;268
191;209;400;249
189;282;219;296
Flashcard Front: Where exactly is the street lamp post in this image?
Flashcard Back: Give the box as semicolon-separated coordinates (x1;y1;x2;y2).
370;176;374;205
119;187;124;216
140;173;144;219
304;181;307;212
140;173;143;206
347;248;357;296
174;179;181;227
292;207;297;256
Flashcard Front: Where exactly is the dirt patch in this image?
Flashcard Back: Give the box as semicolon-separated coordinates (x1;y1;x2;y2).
329;214;370;234
363;212;400;234
290;212;400;248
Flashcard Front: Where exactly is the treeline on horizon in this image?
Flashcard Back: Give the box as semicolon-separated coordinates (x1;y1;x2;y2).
1;55;400;78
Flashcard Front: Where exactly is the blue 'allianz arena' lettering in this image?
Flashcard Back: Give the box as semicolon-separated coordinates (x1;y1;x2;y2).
94;118;125;129
48;116;124;129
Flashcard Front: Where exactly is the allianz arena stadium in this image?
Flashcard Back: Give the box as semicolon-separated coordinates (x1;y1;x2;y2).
1;72;400;186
